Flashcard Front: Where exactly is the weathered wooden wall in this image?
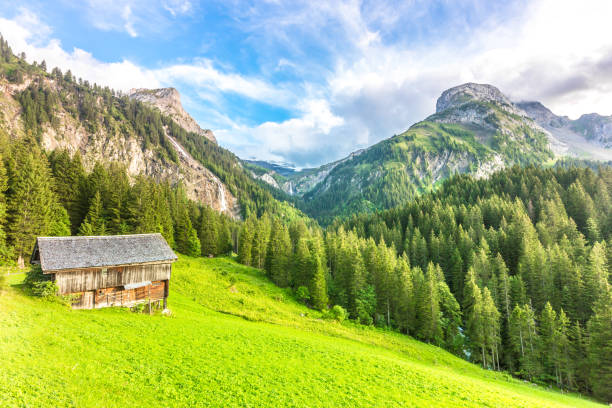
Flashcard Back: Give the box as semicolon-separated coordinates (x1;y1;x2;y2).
70;280;167;309
52;263;171;294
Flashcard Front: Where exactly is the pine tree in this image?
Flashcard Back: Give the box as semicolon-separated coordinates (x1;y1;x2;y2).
438;277;462;354
587;293;612;401
482;287;501;370
538;302;557;381
238;218;254;266
293;238;311;288
410;228;428;271
217;217;233;255
199;206;219;257
416;263;442;344
78;191;106;235
465;283;485;366
251;215;271;269
49;149;86;232
582;242;610;318
449;248;463;300
174;200;200;256
6;144;63;258
568;320;588;391
394;254;415;334
309;252;328;311
509;304;540;380
555;309;570;388
265;219;292;287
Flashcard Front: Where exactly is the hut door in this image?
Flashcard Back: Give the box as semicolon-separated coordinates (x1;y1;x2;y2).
135;286;147;301
72;291;94;309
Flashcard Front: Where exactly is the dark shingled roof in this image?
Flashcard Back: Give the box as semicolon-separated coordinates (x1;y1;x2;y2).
32;233;177;272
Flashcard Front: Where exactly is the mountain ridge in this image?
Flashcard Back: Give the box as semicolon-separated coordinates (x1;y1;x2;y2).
272;83;554;222
246;82;612;223
128;87;217;144
517;101;612;160
0;75;240;218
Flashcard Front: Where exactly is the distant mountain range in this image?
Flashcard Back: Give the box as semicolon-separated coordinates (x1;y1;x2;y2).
516;101;612;158
243;159;297;177
251;83;612;223
3;40;611;225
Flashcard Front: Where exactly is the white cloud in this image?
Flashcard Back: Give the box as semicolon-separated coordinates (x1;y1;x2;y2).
3;0;612;168
0;8;292;102
163;0;193;16
217;98;345;167
224;0;612;165
0;9;160;89
158;60;292;106
121;5;138;37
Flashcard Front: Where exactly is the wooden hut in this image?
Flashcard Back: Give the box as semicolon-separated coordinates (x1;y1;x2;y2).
30;233;177;310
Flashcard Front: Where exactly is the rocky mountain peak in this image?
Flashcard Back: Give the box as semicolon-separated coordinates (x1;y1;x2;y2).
515;101;570;128
572;113;612;148
436;83;513;113
128;87;217;144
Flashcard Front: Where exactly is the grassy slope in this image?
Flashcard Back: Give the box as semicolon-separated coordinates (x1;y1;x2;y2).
0;257;604;408
301;122;490;224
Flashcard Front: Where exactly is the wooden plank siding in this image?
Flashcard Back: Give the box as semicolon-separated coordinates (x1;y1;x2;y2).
53;263;172;294
70;280;167;309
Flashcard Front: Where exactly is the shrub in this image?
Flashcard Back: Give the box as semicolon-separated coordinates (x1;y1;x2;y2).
295;286;310;304
6;68;23;84
329;305;347;322
24;265;59;298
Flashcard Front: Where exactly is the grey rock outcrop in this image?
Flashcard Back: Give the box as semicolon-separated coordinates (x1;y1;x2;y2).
517;101;612;159
572;113;612;147
436;83;519;114
128;87;217;144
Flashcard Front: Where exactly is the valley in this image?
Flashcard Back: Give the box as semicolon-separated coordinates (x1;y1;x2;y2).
0;23;611;408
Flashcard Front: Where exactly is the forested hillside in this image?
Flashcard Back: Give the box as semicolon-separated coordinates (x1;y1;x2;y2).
0;129;241;263
0;35;299;220
297;84;554;224
237;164;612;401
0;34;311;265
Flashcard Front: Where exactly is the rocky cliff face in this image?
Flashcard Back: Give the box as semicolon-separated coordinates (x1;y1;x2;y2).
436;83;520;115
572;113;612;147
277;150;365;196
0;78;240;218
517;101;612;160
128;87;217;144
515;101;570;128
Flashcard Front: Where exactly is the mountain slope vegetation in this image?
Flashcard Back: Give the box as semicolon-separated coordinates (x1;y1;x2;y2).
0;35;299;220
294;83;554;223
0;257;605;408
237;164;612;401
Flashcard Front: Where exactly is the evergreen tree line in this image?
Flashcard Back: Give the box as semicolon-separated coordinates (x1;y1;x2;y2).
240;165;612;401
0;134;237;263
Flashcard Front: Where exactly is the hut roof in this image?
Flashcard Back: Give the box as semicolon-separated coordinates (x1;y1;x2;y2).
32;233;177;272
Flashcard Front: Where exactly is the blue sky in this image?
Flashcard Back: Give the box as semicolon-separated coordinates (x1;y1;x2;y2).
1;0;612;167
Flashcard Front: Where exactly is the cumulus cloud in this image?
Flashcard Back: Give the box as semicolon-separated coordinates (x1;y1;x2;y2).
2;0;612;167
234;0;612;165
0;9;160;89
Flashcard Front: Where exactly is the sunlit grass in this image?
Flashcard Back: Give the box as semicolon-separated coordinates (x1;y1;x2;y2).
0;256;604;407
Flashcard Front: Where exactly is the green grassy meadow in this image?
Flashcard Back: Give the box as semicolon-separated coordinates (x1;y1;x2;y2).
0;256;605;408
